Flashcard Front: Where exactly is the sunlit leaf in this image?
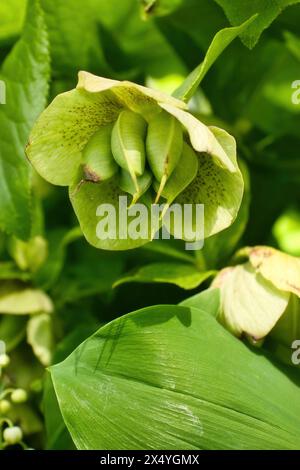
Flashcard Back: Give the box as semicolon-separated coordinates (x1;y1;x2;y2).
51;305;300;449
0;0;49;238
0;282;53;315
114;262;215;290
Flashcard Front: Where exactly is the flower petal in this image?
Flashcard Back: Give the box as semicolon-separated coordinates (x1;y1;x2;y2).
159;103;236;172
69;180;155;251
214;263;290;339
27;88;122;186
167;127;244;239
248;246;300;297
78;71;187;116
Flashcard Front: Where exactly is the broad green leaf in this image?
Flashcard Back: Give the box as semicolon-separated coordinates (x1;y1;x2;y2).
169;127;244;239
0;0;26;44
114;262;215;290
180;287;220;318
0;282;53;315
51;305;300;450
44;325;97;450
273;209;300;256
27;313;54;366
214;263;290;339
43;374;76;450
0;0;49;239
214;0;300;48
173;16;256;102
248;246;300;297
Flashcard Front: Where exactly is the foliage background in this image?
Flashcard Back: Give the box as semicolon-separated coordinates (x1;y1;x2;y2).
0;0;299;450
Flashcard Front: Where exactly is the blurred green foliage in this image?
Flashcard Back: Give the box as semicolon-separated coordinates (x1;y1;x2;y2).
0;0;299;451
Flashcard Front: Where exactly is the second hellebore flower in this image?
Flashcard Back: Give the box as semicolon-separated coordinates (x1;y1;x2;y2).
26;72;244;250
213;246;300;366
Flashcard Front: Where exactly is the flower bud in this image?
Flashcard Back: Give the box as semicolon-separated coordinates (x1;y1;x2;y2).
82;124;118;183
11;388;28;404
0;399;11;414
0;354;10;368
111;110;147;191
119;169;152;205
146;110;183;202
3;426;23;445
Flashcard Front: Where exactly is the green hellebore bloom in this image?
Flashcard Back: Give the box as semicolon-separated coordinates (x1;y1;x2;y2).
213;246;300;356
26;72;244;251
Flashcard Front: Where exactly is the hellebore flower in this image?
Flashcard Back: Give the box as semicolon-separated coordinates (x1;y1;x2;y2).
26;72;244;250
213;246;300;364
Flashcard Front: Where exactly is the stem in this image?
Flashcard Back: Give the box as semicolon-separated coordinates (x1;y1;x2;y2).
194;250;207;271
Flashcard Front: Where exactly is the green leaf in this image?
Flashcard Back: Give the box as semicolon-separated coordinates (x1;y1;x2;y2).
51;305;300;449
0;281;53;315
44;325;97;450
0;0;26;44
27;313;54;366
0;0;49;239
173;15;256;102
114;262;215;290
214;0;300;49
43;373;76;450
180;287;220;317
